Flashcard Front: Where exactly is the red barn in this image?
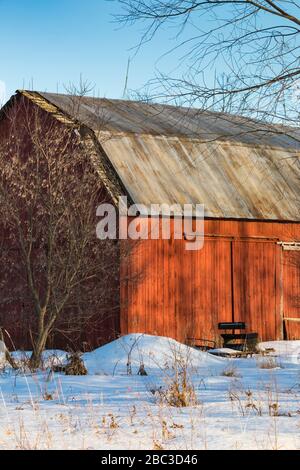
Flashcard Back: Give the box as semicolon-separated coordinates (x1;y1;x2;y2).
1;90;300;348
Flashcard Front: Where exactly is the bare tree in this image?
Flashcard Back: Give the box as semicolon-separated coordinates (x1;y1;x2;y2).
0;95;121;368
116;0;300;123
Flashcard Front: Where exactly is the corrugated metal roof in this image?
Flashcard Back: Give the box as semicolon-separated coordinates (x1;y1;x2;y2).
38;91;300;148
101;134;300;220
14;91;300;220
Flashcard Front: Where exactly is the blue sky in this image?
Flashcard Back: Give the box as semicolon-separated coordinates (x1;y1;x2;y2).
1;0;291;112
0;0;180;104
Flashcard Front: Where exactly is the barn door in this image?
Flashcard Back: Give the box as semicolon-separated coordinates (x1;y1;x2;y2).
282;244;300;340
232;240;280;341
190;239;233;345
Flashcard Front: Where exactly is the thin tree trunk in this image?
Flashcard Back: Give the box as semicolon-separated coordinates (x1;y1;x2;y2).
29;311;57;369
30;340;46;369
29;329;49;369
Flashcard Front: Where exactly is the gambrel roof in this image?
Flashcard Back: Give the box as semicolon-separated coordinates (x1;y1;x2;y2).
2;90;300;220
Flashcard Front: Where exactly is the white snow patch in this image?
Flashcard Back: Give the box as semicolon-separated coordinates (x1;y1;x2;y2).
258;340;300;355
208;347;242;356
257;340;300;365
83;333;223;375
0;335;300;449
10;349;68;368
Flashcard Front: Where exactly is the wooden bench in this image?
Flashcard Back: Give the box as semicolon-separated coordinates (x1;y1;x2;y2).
186;337;216;351
218;322;258;352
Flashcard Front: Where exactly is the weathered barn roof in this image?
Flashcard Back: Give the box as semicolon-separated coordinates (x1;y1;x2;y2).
4;90;300;220
37;91;300;147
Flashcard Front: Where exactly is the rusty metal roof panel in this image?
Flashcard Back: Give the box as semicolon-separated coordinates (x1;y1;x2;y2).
17;91;300;220
100;134;300;220
37;91;300;148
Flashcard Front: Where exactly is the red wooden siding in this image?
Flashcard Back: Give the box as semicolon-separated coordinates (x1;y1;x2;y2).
120;218;300;344
204;219;300;240
189;239;232;344
121;237;232;344
282;250;300;340
232;241;280;341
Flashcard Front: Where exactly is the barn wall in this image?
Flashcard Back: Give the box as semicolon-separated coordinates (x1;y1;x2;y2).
0;97;121;351
232;240;280;340
282;250;300;339
120;218;300;344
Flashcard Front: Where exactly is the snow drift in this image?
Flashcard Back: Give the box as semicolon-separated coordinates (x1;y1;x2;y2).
83;333;222;375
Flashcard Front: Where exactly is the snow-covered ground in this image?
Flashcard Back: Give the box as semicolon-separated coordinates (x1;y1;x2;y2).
0;334;300;450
